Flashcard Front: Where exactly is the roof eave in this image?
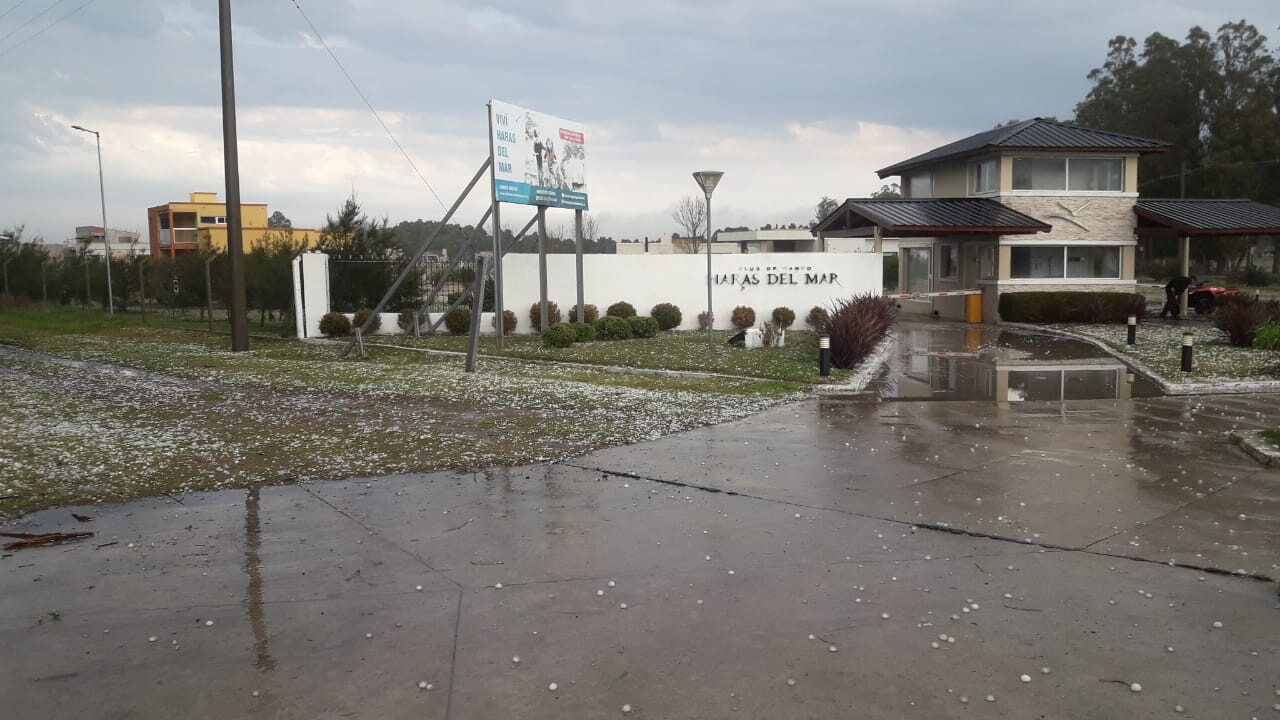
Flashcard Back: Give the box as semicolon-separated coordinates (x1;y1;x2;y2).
878;145;1169;179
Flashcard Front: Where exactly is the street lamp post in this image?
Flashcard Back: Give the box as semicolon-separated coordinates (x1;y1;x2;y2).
71;124;113;314
692;171;723;349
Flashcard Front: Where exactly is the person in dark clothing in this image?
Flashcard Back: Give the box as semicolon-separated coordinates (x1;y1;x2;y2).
1160;275;1197;319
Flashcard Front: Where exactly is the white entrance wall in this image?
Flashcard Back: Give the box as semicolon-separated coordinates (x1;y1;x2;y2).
501;252;882;333
294;252;332;339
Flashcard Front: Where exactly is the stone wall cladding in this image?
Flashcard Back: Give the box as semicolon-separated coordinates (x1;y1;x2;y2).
999;196;1136;242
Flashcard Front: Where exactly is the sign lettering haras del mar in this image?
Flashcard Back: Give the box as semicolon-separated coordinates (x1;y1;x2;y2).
489;100;588;210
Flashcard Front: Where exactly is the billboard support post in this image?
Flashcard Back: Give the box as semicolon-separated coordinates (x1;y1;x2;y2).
486;102;506;349
537;206;549;333
574;209;585;323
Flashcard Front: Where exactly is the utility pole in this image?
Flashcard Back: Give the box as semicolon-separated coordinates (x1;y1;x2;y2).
219;0;249;351
70;125;113;314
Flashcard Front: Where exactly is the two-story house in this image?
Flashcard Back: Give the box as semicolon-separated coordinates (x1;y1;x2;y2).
813;119;1170;321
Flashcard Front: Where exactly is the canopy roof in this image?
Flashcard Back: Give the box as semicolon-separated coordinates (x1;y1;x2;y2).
1135;199;1280;237
812;198;1050;237
877;118;1169;178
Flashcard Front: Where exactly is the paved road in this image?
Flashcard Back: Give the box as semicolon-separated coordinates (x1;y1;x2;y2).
2;338;1278;718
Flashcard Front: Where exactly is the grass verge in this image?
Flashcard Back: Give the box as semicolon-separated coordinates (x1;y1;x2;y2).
0;306;808;517
1058;321;1279;383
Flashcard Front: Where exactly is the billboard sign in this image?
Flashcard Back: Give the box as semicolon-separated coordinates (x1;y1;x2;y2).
489;100;587;210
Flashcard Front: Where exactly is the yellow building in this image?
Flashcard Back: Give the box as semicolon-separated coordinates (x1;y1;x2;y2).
147;192;319;257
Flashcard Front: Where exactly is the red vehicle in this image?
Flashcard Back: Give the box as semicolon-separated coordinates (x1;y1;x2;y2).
1189;282;1242;314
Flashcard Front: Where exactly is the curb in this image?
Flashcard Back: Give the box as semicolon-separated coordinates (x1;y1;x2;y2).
1228;430;1280;466
812;332;896;396
1000;322;1280;396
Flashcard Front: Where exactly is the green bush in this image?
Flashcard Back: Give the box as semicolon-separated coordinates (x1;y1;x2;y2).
1214;298;1280;347
571;322;596;342
595;315;632;341
806;305;830;331
444;307;472;335
352;307;381;333
607;301;636;318
771;306;796;329
630;316;660;338
492;309;517;334
319;312;351;337
651;303;683;330
1254;323;1280;351
543;322;577;348
731;305;756;329
397;308;418;330
529;301;562;332
997;292;1147;324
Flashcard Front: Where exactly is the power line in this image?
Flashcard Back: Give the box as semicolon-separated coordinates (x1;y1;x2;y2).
0;2;29;22
289;0;448;212
0;0;63;43
0;0;94;59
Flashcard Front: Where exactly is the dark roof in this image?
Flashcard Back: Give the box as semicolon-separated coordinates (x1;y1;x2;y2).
877;118;1170;178
1135;199;1280;236
812;198;1051;237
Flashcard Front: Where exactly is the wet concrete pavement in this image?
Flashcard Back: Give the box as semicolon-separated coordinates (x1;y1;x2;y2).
3;325;1279;719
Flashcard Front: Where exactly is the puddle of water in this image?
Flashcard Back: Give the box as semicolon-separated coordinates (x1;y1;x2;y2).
875;322;1161;402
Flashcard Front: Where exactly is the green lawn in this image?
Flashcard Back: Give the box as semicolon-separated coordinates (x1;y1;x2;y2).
1060;321;1280;383
379;328;848;384
0;306;811;517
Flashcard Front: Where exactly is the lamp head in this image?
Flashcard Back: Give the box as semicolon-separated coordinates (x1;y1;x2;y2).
692;171;724;198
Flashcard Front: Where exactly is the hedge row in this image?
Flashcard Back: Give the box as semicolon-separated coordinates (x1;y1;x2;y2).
998;292;1147;324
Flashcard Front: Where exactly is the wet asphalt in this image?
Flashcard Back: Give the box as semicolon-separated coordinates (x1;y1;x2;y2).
2;322;1277;719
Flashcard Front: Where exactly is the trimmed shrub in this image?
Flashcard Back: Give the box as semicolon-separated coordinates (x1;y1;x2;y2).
562;303;599;324
319;312;351;337
997;292;1147;324
698;311;712;330
397;308;417;330
1213;298;1280;347
444;307;472;335
1254;323;1280;351
543;322;577;348
826;294;896;369
651;302;683;331
492;309;517;334
607;301;636;318
529;301;562;332
352;307;382;333
630;316;660;338
571;322;597;342
731;305;756;329
806;305;830;331
595;315;632;341
771;306;796;329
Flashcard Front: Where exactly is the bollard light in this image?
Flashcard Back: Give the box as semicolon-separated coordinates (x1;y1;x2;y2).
1181;332;1194;372
819;335;831;377
1126;315;1137;346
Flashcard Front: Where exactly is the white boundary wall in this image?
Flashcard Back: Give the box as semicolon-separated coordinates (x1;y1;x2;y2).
295;251;883;337
502;253;882;333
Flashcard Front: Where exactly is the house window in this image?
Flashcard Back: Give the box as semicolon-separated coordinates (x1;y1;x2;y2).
1011;245;1121;279
1066;246;1121;278
904;247;931;293
938;244;958;280
1012;157;1066;191
970;159;997;194
215;216;227;224
1012;157;1125;192
1067;158;1123;191
200;215;216;224
979;245;998;280
907;173;933;199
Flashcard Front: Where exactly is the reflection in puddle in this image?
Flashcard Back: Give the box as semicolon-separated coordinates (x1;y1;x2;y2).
879;323;1161;402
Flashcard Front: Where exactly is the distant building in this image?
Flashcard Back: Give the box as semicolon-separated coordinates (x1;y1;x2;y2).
616;234;738;255
147;192;319;257
74;226;142;257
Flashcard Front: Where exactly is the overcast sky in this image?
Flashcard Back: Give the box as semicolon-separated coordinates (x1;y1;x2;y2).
1;0;1277;245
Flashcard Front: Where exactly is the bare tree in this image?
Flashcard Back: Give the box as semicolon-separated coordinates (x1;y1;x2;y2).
671;196;706;252
581;215;599;242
